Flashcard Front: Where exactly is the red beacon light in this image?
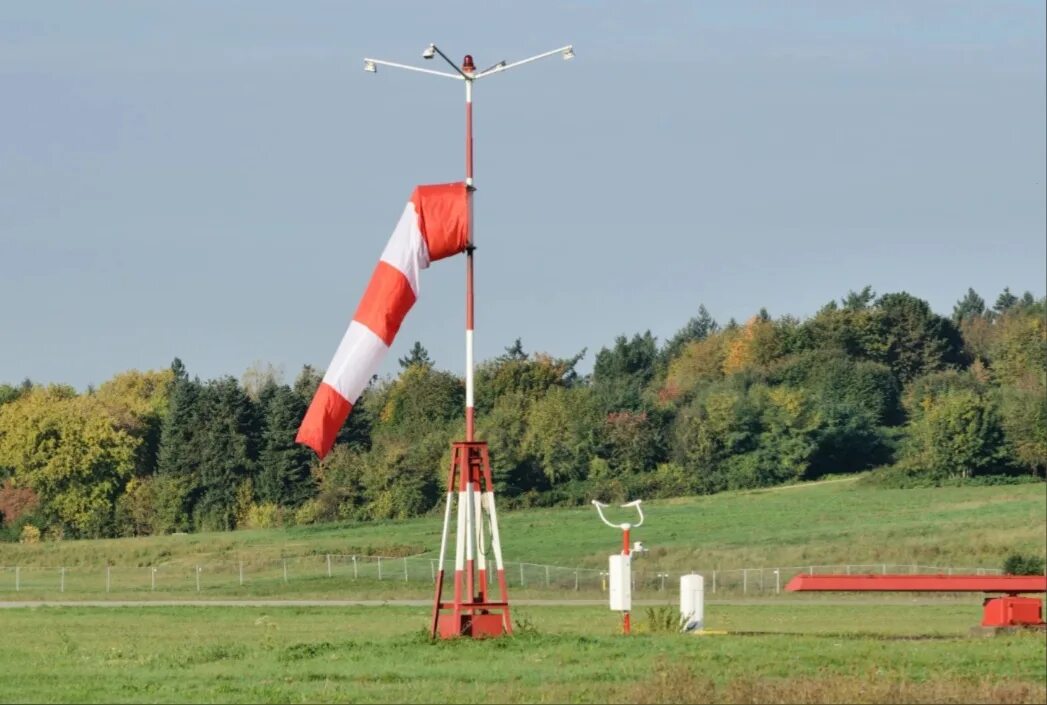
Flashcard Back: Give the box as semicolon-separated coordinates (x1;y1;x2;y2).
462;55;476;73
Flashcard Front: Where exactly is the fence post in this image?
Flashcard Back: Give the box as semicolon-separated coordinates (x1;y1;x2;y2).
403;558;408;582
352;556;358;579
520;563;525;587
327;554;332;578
239;561;244;586
574;571;579;591
106;566;111;593
743;569;748;595
882;563;887;575
845;565;851;575
774;569;780;594
15;566;19;592
151;567;157;592
430;559;436;582
195;565;201;593
60;567;65;593
378;557;383;581
808;566;814;575
545;565;550;587
283;559;288;583
712;570;717;594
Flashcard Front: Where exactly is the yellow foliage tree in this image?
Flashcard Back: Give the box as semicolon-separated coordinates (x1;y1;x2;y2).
0;387;138;537
722;316;779;375
662;336;726;402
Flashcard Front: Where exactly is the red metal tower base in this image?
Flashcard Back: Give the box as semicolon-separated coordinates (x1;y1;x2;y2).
430;441;513;639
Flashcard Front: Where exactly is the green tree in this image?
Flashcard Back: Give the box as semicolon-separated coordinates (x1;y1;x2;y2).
876;292;965;383
670;383;759;493
994;287;1019;314
841;285;876;311
952;288;987;324
398;342;433;369
155;359;202;530
379;364;463;431
193;377;260;530
661;305;719;365
901;388;1007;480
0;385;24;406
601;410;667;476
474;343;582;413
523;386;600;484
592;332;658;412
476;391;540;495
257;385;315;507
999;386;1047;477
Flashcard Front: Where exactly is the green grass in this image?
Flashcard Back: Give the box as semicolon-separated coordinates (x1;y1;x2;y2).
0;603;1043;703
1;481;1044;702
3;479;1043;573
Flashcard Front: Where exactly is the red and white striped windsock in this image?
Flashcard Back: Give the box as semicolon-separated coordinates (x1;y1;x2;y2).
296;182;469;458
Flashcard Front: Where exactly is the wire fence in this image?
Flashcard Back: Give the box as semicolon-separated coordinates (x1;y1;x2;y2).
0;555;1003;597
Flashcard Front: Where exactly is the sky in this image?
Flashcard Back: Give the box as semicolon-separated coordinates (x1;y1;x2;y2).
2;1;1045;390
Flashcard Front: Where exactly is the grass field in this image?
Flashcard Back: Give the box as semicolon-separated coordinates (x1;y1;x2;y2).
0;603;1043;703
3;479;1044;574
1;481;1044;703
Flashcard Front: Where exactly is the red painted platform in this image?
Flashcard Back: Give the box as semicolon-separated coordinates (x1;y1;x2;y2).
785;574;1047;594
786;573;1047;629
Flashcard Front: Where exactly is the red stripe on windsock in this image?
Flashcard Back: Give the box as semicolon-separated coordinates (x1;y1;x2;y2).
353;260;417;346
413;182;469;261
295;382;352;459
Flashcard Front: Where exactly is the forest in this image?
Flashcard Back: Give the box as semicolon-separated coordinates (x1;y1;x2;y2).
1;286;1044;541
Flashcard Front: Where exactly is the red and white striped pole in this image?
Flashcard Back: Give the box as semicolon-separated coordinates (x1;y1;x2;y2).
464;54;476;443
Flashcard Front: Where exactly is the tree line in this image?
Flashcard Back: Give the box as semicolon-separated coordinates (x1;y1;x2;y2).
1;286;1043;540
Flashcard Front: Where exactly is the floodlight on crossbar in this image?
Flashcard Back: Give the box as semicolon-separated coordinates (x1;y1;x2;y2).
363;59;376;73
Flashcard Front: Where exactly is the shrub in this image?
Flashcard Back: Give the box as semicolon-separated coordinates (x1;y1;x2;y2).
1002;552;1046;576
292;499;324;526
244;502;283;529
19;523;41;544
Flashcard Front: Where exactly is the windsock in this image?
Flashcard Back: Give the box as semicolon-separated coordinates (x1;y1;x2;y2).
296;182;469;458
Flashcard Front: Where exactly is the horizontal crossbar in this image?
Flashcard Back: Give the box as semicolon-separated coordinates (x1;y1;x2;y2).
786;574;1047;593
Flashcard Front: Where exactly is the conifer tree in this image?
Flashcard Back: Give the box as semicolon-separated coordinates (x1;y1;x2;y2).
952;288;986;323
257;385;314;507
193;377;258;530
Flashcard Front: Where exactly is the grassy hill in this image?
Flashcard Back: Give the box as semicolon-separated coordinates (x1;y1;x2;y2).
2;478;1043;574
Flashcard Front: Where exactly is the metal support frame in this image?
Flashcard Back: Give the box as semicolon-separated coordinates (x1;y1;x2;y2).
430;442;511;638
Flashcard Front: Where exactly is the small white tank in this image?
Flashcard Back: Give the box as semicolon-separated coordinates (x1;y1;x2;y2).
680;574;704;631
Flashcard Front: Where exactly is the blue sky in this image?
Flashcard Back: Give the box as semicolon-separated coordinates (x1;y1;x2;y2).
2;1;1044;389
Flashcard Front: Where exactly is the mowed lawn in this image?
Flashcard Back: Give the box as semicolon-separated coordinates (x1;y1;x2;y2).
0;603;1043;704
2;480;1044;575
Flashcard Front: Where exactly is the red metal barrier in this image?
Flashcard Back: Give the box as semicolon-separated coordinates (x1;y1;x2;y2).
786;573;1047;629
786;574;1047;594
